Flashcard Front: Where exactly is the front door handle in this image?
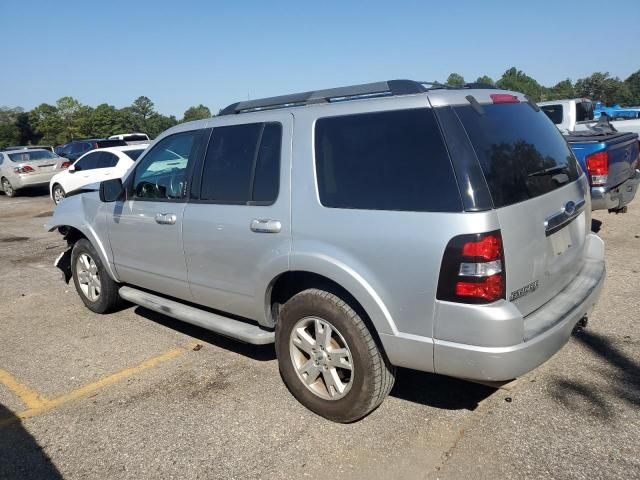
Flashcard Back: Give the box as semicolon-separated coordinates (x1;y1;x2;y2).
250;218;281;233
155;213;177;225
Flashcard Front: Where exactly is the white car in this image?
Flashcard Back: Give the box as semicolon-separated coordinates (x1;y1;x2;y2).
49;145;148;204
108;133;150;145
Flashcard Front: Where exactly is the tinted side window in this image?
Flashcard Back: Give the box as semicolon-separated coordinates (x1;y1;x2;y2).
199;122;281;204
132;130;200;200
98;152;119;168
541;105;563;124
315;109;461;212
252;124;281;203
75;152;101;170
455;103;580;208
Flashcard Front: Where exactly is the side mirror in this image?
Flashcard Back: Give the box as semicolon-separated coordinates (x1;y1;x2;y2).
99;178;124;203
68;165;76;173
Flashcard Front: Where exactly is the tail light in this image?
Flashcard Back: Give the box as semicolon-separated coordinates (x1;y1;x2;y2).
437;231;505;304
586;151;608;186
61;161;72;169
13;165;35;174
490;93;520;104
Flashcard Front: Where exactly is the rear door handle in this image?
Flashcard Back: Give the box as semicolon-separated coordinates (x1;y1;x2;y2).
250;218;281;233
155;213;177;225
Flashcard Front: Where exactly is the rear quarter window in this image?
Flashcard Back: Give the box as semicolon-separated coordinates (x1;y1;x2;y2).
455;103;581;208
314;108;462;212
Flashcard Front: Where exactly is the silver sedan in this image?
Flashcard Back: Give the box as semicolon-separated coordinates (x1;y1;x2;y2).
0;149;71;197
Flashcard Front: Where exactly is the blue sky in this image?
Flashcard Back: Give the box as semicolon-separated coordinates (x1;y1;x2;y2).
1;0;638;117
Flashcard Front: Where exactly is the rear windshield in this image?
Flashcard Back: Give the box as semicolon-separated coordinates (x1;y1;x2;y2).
96;139;127;148
8;150;58;162
540;105;563;124
455;103;581;208
124;149;145;160
122;134;149;142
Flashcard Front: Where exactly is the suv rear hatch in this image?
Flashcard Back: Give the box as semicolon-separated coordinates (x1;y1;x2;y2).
452;98;589;317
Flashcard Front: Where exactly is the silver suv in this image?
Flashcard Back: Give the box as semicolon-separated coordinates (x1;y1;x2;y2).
47;80;606;422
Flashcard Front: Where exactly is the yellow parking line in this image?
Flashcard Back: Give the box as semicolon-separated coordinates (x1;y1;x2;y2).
0;343;195;427
0;369;49;410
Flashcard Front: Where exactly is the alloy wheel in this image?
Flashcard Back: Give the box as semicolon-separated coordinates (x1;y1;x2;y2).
76;253;101;302
289;316;354;400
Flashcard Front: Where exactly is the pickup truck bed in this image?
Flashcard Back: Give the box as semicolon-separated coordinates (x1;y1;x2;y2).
566;130;640;212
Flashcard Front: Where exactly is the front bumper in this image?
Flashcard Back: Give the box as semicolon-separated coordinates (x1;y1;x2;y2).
591;169;640;211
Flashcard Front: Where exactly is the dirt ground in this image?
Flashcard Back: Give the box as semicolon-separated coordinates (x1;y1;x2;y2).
0;188;638;480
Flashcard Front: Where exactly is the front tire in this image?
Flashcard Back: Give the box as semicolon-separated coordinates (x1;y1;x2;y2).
1;178;16;197
275;289;395;423
71;239;123;313
52;184;66;204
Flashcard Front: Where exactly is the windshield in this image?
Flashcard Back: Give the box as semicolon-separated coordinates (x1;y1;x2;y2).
8;150;59;162
124;149;145;160
455;102;581;208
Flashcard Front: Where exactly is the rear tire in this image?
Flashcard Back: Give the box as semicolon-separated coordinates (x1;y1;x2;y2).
71;239;123;313
1;178;16;197
275;288;395;423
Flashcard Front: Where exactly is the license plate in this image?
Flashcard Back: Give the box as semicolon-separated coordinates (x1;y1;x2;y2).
550;226;572;256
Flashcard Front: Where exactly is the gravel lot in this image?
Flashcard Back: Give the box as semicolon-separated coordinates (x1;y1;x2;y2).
0;189;638;480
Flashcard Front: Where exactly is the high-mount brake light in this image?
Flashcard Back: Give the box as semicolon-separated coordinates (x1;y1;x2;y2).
490;94;520;104
437;231;506;304
586;151;608;186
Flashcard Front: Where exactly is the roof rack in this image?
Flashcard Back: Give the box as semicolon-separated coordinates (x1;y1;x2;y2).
219;79;498;115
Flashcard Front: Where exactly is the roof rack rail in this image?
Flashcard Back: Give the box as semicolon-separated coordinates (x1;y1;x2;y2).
219;79;498;115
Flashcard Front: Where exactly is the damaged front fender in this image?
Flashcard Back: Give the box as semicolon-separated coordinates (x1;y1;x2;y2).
54;247;73;284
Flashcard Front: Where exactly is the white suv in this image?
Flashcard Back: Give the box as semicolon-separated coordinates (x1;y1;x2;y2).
49;145;148;204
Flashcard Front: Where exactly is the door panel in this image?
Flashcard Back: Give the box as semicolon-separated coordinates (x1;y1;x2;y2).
107;200;191;299
183;114;292;322
106;129;205;301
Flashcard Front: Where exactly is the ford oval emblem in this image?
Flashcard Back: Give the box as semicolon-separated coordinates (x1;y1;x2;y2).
564;201;576;216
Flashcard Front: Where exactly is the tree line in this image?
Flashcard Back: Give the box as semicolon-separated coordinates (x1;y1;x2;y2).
445;67;640;106
0;96;212;148
1;66;639;149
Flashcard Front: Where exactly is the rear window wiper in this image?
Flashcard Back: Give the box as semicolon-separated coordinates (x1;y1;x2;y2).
528;165;568;177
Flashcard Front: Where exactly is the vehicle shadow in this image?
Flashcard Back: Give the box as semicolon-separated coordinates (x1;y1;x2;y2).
0;186;50;198
390;368;496;410
133;306;277;361
547;329;639;419
134;306;497;409
0;404;62;479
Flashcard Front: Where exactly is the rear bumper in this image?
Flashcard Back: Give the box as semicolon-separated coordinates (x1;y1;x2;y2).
591;169;640;211
12;173;56;190
433;236;605;381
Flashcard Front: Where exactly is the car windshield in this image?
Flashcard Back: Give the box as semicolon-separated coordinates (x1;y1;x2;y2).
123;149;145;160
8;150;58;162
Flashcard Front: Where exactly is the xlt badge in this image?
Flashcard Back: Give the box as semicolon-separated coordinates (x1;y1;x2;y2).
510;281;539;301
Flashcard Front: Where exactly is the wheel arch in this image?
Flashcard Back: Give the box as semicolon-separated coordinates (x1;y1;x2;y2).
266;263;398;339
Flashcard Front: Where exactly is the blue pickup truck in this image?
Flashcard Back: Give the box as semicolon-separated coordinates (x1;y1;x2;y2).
566;128;640;213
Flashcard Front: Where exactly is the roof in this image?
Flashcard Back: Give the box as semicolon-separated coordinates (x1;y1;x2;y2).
219;79;497;115
2;148;51;154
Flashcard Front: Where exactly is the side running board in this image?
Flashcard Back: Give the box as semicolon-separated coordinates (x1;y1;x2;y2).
118;286;275;345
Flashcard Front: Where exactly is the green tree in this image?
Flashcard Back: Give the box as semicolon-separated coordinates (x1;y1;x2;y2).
89;103;122;137
56;96;84;140
543;79;575;101
0;107;23;148
575;72;631;106
475;75;495;86
624;69;640;105
182;104;212;122
496;67;544;101
147;113;177;138
446;73;465;86
29;103;65;145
